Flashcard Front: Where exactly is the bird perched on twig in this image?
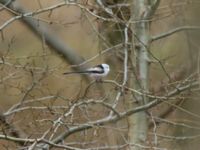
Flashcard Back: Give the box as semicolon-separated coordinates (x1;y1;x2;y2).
63;64;110;81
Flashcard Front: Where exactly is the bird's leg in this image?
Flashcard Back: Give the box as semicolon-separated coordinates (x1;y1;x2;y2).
95;77;103;83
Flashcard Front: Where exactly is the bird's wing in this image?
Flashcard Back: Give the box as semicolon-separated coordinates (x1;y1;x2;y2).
88;66;104;74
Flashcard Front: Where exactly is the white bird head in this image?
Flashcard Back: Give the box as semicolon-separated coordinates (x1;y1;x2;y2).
101;63;110;75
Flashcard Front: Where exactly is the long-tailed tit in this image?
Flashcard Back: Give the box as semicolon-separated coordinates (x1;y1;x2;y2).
63;64;110;80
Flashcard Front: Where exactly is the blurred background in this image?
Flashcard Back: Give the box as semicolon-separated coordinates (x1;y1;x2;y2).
0;0;200;149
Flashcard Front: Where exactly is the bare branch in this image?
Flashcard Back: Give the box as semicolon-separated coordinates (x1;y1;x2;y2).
152;26;200;41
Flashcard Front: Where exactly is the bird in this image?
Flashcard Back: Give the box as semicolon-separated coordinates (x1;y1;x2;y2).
63;63;110;81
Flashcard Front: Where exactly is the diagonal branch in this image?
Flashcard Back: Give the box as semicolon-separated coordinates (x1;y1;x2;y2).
0;0;89;74
151;26;200;41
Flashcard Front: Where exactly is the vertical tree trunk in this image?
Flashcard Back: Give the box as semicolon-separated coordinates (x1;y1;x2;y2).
97;0;160;148
128;1;149;149
128;0;160;149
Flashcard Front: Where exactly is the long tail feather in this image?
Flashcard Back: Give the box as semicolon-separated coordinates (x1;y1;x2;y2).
63;71;90;75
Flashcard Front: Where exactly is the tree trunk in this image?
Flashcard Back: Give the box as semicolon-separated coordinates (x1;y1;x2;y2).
128;0;160;149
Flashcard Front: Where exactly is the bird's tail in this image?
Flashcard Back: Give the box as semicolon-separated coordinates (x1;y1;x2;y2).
63;71;90;75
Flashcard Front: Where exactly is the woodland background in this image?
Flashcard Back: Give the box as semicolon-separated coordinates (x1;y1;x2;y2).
0;0;200;150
